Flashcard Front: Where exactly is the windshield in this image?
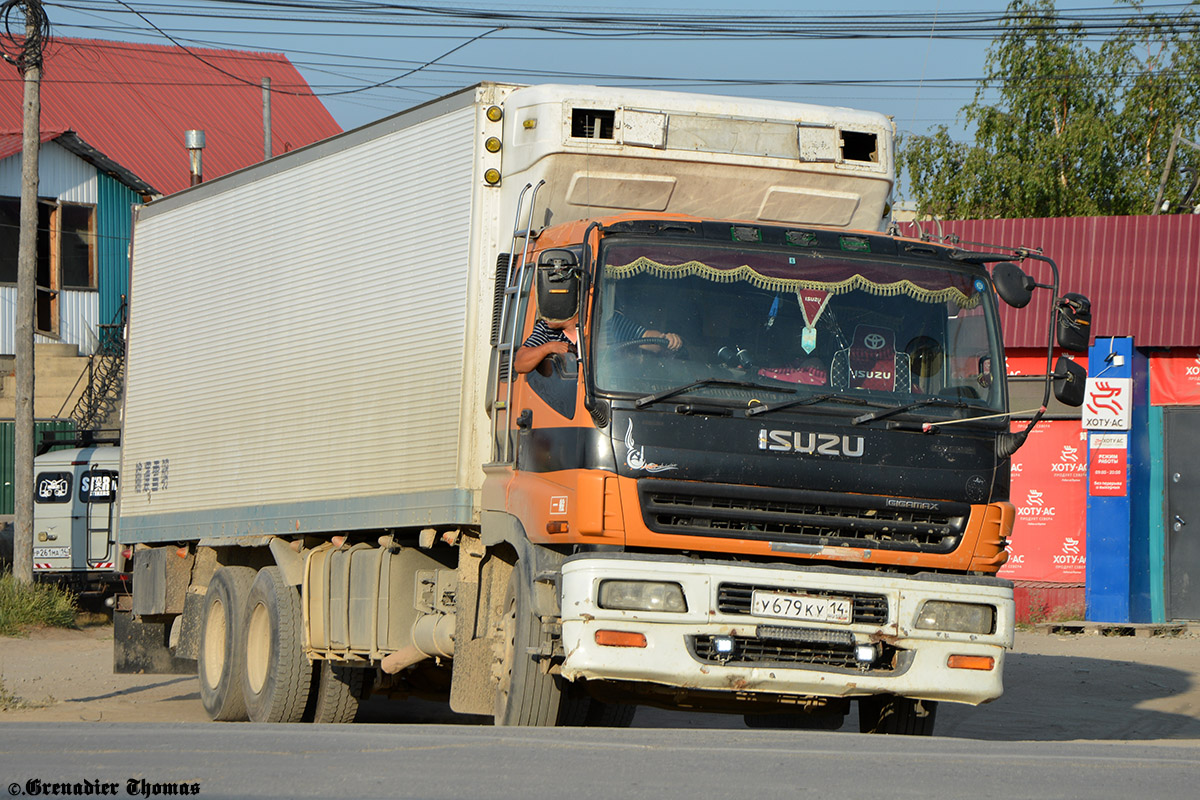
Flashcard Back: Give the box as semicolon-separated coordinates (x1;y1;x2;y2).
591;239;1005;415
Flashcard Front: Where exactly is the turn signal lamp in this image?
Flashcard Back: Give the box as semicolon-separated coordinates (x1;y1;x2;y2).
598;580;686;612
915;601;996;635
595;630;647;648
484;168;501;185
948;655;995;671
486;105;503;122
484;136;502;153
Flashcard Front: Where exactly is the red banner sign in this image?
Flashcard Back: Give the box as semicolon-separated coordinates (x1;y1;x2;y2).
1150;349;1200;405
1000;420;1087;582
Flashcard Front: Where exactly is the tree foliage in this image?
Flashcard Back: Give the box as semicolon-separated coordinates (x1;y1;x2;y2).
902;0;1200;219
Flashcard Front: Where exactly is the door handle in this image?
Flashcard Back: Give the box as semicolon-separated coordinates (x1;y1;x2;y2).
1174;515;1186;531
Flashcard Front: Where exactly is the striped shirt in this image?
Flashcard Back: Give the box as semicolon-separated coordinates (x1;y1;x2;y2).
521;313;646;350
522;319;572;349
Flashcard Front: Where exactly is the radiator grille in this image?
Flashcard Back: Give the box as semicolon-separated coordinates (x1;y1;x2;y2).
717;583;889;625
640;480;966;554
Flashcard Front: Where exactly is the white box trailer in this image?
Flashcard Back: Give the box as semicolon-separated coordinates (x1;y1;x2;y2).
120;83;895;544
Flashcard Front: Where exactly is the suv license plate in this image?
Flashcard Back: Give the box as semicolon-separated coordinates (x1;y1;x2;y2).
751;590;852;624
33;547;71;559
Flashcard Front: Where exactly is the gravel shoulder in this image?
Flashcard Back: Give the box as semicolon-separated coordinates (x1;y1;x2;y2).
2;625;1199;741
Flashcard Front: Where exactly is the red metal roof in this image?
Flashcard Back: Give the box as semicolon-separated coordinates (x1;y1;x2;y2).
0;37;341;195
0;128;67;160
897;216;1200;348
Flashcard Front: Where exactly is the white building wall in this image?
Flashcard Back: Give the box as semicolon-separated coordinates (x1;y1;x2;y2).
0;141;98;201
0;143;100;356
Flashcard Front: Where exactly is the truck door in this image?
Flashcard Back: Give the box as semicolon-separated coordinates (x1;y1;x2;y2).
81;465;119;567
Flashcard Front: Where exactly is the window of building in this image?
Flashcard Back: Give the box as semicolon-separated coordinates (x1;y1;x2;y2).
60;202;96;289
0;196;97;336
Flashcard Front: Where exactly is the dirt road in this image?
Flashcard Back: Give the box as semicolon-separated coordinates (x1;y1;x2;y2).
2;624;1199;740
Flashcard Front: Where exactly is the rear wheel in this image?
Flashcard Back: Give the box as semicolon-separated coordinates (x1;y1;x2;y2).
493;566;562;726
858;695;938;735
309;661;372;724
241;566;313;723
198;566;256;721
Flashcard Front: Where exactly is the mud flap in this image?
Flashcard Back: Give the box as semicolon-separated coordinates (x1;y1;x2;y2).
112;610;197;675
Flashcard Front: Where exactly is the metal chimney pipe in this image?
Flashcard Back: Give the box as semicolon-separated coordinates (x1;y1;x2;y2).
185;129;205;186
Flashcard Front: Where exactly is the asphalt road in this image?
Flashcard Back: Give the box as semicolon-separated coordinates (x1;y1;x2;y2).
1;723;1198;800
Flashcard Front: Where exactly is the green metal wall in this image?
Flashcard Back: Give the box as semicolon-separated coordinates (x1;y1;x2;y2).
97;173;142;324
0;420;77;514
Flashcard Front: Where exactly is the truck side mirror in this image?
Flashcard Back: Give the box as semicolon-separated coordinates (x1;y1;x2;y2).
992;262;1035;308
535;249;580;323
1056;293;1092;353
1052;356;1087;407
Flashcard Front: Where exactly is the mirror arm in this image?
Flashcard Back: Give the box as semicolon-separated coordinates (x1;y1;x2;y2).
579;221;602;412
1017;252;1063;417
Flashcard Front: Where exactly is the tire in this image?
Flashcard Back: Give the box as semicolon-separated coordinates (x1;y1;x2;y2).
558;683;637;727
241;567;313;723
493;566;563;726
309;661;371;724
858;695;938;735
744;707;846;730
198;566;257;721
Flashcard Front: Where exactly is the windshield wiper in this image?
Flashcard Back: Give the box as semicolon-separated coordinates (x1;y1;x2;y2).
746;393;877;417
635;378;795;408
852;397;979;426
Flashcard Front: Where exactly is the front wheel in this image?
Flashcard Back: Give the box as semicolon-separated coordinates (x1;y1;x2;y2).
745;703;847;730
493;566;562;726
858;695;938;735
558;682;637;727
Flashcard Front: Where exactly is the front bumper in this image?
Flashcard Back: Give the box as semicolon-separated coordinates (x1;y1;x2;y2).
559;554;1014;706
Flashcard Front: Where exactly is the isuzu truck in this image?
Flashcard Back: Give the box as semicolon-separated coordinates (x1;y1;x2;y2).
117;82;1089;732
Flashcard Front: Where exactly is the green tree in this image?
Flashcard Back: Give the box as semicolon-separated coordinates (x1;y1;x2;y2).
902;0;1199;219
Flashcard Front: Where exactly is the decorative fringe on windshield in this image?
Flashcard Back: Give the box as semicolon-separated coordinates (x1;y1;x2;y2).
606;257;980;308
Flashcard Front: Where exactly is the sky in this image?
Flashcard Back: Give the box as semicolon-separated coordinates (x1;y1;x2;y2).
36;1;1183;145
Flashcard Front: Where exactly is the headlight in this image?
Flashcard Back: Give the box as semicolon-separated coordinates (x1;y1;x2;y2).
915;600;995;634
597;580;687;613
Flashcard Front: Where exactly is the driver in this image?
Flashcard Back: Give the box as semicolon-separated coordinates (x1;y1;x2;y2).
609;312;684;354
514;311;683;374
514;313;578;375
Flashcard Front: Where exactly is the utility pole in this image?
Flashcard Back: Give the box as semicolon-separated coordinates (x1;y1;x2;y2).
1153;125;1200;214
3;0;47;584
263;77;272;160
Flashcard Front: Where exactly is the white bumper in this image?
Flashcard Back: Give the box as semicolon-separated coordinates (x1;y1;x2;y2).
559;555;1014;706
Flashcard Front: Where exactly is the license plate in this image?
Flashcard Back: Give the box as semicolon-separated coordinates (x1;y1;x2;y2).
751;590;852;624
34;547;71;559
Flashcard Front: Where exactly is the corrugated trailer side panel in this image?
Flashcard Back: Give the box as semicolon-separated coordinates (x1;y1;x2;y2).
120;96;485;544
